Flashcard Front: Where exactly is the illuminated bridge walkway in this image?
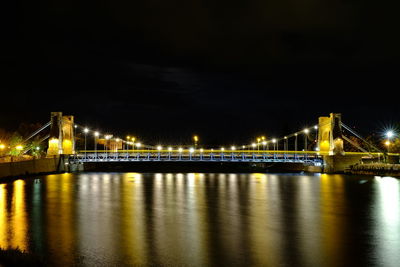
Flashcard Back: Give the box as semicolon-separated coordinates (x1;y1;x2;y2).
70;149;324;165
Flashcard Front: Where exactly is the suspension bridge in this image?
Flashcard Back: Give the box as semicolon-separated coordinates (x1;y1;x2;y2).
5;112;397;174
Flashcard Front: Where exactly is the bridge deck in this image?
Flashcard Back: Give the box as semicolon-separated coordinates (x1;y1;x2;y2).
70;150;327;165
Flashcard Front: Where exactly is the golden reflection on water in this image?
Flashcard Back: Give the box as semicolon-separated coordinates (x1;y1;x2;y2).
0;173;398;266
320;174;347;267
120;173;148;265
45;173;75;265
0;180;28;251
0;184;7;248
248;173;283;266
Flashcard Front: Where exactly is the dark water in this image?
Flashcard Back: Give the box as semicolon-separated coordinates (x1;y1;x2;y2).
0;173;399;266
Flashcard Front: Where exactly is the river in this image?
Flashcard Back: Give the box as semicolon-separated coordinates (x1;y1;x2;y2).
0;172;399;266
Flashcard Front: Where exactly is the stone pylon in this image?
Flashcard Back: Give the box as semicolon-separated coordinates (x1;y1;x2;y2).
47;112;75;156
318;113;344;155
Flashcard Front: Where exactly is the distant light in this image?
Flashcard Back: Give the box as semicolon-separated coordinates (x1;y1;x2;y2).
386;131;394;139
16;145;23;150
385;141;391;146
94;131;99;137
242;145;245;149
295;133;298;136
168;147;172;151
200;148;204;152
272;139;276;143
105;135;112;140
178;147;183;152
136;143;141;147
262;141;267;145
36;146;40;151
284;136;287;139
116;138;120;142
0;144;5;150
193;135;198;142
84;128;89;133
221;147;225;151
314;125;318;129
231;146;236;150
74;125;77;128
304;129;309;134
251;143;256;147
157;146;162;150
189;147;195;153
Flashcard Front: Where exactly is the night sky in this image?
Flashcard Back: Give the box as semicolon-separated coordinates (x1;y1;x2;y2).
3;0;400;144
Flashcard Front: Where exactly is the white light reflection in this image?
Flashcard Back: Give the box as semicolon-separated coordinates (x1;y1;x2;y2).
374;177;400;266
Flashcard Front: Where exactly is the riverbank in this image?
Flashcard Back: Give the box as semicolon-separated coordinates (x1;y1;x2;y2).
346;163;400;177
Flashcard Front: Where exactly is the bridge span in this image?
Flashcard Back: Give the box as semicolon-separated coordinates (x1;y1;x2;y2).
70;149;325;164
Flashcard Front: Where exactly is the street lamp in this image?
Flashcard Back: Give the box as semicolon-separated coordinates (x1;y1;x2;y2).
84;128;89;158
193;135;199;148
304;128;309;151
94;131;99;158
386;131;395;139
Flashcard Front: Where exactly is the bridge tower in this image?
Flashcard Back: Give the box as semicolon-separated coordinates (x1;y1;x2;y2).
47;112;75;156
318;113;344;155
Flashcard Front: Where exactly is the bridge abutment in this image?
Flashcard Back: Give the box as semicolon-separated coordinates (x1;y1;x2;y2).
323;154;363;173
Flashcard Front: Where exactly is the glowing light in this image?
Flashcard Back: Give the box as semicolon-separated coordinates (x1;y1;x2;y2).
84;128;89;133
262;141;267;145
193;135;198;142
221;147;225;151
157;146;162;150
242;145;245;149
386;131;394;139
105;135;112;140
251;143;256;148
189;147;195;153
314;125;318;129
178;147;183;152
168;147;172;151
136;143;141;148
94;131;99;137
74;125;77;128
272;139;276;143
231;146;236;150
284;136;287;139
385;141;391;146
0;144;5;150
16;145;23;150
304;128;309;134
200;148;204;152
36;146;40;151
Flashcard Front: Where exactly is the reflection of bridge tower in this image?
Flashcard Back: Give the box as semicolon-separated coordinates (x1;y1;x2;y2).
47;112;75;156
318;113;344;155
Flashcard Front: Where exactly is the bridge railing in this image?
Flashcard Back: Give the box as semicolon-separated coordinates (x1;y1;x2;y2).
69;149;327;164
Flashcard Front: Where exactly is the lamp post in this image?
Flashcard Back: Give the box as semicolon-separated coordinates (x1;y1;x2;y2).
94;131;99;159
84;128;89;158
304;128;309;151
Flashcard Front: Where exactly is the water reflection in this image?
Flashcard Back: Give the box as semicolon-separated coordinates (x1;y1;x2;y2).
0;180;28;251
374;177;400;267
0;173;399;266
